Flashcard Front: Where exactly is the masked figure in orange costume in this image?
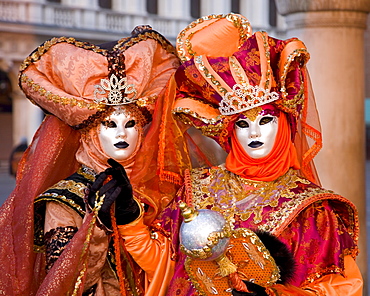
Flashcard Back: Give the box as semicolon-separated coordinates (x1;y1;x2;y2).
158;14;363;296
0;26;189;295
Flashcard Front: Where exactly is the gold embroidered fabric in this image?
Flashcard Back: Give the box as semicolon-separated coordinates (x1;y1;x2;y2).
51;179;87;199
189;166;311;224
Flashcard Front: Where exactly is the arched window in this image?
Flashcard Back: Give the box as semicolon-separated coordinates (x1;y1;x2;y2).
269;0;277;27
99;0;112;9
147;0;158;15
190;0;200;19
231;0;240;14
0;70;12;112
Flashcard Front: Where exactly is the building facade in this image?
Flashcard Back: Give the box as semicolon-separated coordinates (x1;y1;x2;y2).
0;0;284;159
1;0;369;290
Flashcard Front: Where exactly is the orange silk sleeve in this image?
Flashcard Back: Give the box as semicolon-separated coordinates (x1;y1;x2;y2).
267;256;363;296
44;201;112;293
118;217;174;296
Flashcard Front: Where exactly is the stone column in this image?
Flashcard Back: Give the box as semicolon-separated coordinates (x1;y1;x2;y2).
275;0;370;286
201;0;231;16
239;0;269;29
158;0;191;19
112;0;146;14
62;0;97;8
12;89;43;146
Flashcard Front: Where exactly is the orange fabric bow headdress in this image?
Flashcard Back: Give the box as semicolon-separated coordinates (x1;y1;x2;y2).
17;27;186;222
173;13;322;183
19;28;177;128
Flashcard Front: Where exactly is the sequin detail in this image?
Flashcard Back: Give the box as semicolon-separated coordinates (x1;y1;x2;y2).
36;193;85;216
174;107;227;137
78;165;97;181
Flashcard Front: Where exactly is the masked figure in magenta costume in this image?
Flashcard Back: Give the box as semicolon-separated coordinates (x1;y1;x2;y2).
0;26;189;295
158;14;363;295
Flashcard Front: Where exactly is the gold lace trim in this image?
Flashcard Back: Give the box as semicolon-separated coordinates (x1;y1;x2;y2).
35;193;85;216
20;73;105;111
115;30;176;55
52;180;87;198
35;178;89;215
258;188;333;234
173;107;226;137
280;48;309;100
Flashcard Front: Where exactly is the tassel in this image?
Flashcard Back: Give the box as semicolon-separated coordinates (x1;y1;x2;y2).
111;206;127;296
229;272;252;293
215;254;238;277
215;254;252;293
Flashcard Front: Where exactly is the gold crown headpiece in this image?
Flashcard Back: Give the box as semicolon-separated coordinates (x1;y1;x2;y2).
173;13;312;154
219;83;279;115
94;74;137;105
19;29;179;128
193;40;280;117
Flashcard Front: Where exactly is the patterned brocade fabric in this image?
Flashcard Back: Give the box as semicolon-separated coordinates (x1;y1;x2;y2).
157;166;359;295
278;199;357;286
44;226;78;272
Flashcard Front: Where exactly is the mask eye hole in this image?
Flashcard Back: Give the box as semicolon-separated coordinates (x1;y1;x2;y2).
125;120;136;128
259;116;273;126
235;120;249;128
101;120;117;128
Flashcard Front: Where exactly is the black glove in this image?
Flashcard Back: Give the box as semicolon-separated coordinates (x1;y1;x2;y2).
86;159;140;228
232;281;268;296
107;158;141;225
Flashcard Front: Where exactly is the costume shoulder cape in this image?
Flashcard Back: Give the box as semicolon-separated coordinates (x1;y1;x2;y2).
185;165;358;240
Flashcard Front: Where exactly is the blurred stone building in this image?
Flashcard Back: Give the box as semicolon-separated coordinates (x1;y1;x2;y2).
1;0;370;290
0;0;285;160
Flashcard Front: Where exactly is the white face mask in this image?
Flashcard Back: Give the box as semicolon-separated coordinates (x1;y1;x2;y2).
98;112;140;161
234;113;279;159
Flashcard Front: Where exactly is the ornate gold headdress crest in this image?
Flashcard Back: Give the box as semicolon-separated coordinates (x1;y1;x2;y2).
218;83;279;115
193;52;280;116
94;74;137;105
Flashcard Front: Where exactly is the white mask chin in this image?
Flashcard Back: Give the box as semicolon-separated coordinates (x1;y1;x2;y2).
235;114;279;159
98;111;140;161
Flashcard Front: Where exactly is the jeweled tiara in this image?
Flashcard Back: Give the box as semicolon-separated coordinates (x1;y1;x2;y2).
94;74;137;105
218;83;279;115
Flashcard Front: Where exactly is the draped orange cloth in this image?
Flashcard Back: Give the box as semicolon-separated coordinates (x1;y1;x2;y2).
118;217;175;296
225;112;300;181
